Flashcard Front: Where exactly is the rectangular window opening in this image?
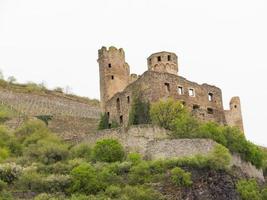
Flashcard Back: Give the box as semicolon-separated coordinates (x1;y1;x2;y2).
120;115;123;124
164;83;170;92
193;105;200;110
116;98;120;112
108;63;112;68
189;88;195;97
208;93;213;101
168;55;171;61
207;108;214;114
178;86;183;95
157;56;161;62
111;75;114;80
127;96;130;104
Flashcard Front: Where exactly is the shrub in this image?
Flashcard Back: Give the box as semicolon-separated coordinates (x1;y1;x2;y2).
0;148;9;162
262;188;267;200
171;113;200;138
104;185;121;198
70;143;92;161
236;179;262;200
0;179;7;191
0;163;22;184
150;98;185;130
170;167;192;187
43;174;71;193
25;82;45;93
127;152;142;165
69;163;103;195
98;166;121;187
0;109;11;123
129;162;151;184
15;119;50;141
92;139;124;163
97;113;109;130
34;193;65;200
207;144;231;170
199;122;227;146
17;170;44;192
128;95;150;125
109;161;132;175
0;190;13;200
25;140;69;164
37;161;72;175
122;185;164;200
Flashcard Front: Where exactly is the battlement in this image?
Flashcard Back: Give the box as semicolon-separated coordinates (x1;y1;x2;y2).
98;46;125;60
147;51;178;75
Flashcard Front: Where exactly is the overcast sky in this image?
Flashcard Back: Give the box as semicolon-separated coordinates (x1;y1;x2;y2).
0;0;266;146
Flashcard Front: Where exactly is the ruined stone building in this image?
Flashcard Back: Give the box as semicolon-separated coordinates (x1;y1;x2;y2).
98;46;244;131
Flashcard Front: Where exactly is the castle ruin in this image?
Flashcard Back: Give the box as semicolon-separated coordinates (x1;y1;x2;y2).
98;46;244;131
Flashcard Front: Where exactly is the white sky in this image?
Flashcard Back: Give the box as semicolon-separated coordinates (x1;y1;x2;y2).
0;0;267;146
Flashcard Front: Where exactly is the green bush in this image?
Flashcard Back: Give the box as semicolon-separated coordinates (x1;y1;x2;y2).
150;98;186;130
69;163;103;195
70;143;92;161
15;119;51;142
0;190;13;200
129;161;151;184
170;167;192;187
104;185;121;198
236;179;262;200
262;188;267;200
92;139;125;163
128;95;150;125
0;179;7;191
0;148;9;162
25;82;45;93
25;140;69;164
17;170;44;192
109;161;132;175
172;113;200;138
121;185;164;200
0;109;11;123
199;122;227;146
43;174;71;193
207;144;231;170
127;152;142;165
97;113;109;130
0;163;22;184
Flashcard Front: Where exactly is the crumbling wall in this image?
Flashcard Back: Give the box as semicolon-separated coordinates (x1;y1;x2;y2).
82;125;264;181
105;71;227;126
225;97;244;132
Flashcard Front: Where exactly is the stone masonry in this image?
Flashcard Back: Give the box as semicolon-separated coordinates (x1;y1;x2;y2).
98;46;244;131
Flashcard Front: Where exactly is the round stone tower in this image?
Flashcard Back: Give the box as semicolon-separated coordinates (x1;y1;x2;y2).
225;97;244;132
147;51;178;75
98;46;130;110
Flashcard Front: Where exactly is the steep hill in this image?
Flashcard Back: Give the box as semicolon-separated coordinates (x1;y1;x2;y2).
0;81;101;138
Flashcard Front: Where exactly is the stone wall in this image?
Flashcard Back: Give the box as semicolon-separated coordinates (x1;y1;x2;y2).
105;71;227;126
83;125;264;181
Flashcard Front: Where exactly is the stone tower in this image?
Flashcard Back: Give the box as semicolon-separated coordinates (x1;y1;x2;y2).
98;46;130;110
225;97;244;132
147;51;178;75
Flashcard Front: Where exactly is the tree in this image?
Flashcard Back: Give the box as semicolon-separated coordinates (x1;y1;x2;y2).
150;98;186;130
98;113;109;130
92;139;125;162
7;76;16;84
70;163;103;194
0;70;4;80
128;95;150;125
